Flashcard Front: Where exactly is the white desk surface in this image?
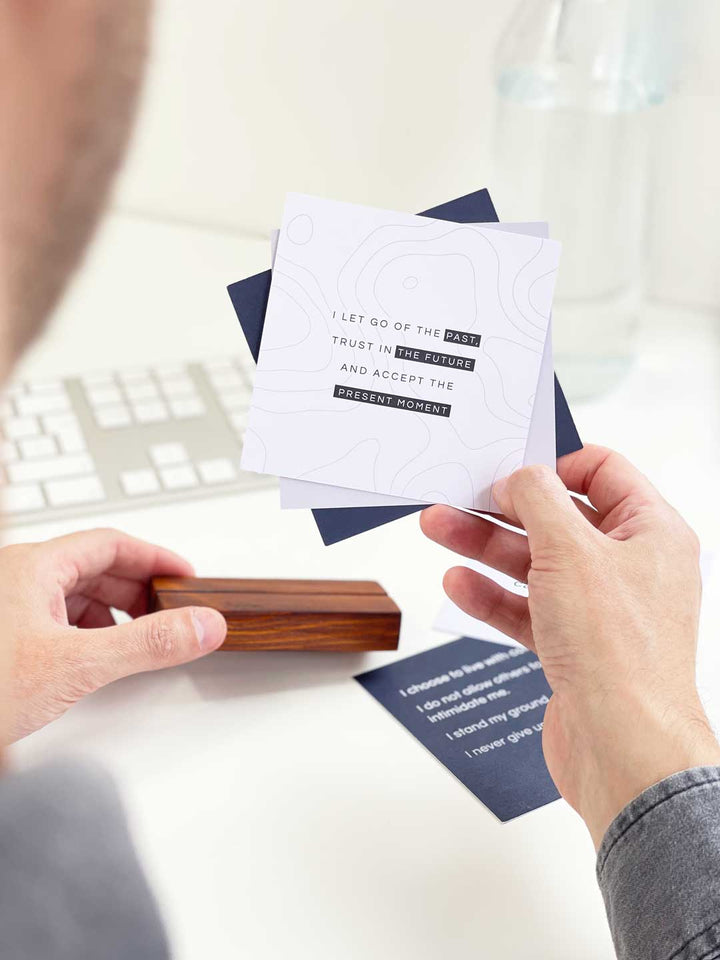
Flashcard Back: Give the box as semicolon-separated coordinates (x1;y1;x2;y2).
6;211;720;960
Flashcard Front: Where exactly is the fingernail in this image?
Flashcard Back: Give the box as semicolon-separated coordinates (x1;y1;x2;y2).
191;607;227;652
492;476;508;503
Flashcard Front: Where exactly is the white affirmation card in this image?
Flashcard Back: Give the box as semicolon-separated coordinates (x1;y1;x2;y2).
241;194;560;512
275;222;556;510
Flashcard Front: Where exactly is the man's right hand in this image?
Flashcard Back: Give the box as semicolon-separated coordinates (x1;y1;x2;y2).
421;445;720;847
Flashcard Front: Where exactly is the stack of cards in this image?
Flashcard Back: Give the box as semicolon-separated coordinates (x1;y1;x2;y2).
228;189;582;537
226;189;581;819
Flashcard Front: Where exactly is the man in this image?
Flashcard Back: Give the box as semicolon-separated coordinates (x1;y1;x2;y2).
0;1;227;740
1;3;720;959
0;3;222;957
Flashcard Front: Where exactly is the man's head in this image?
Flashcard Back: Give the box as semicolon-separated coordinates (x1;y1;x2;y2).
0;0;150;375
0;0;150;745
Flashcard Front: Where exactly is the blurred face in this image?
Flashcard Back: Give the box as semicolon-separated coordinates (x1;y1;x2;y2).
0;0;150;376
0;0;150;743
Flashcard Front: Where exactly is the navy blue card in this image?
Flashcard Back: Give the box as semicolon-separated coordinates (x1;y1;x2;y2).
227;188;582;546
355;636;560;821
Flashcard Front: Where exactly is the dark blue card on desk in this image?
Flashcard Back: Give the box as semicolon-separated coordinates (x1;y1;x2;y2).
227;188;582;546
355;636;560;821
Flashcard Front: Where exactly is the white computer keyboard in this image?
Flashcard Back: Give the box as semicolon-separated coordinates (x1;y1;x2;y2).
0;356;273;524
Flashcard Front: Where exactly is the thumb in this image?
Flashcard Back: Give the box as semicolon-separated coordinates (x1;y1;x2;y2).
86;606;227;685
493;464;590;556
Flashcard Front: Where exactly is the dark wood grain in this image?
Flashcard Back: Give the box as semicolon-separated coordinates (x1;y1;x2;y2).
149;577;401;652
151;577;387;596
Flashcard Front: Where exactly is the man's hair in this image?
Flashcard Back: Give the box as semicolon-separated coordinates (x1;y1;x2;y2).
0;0;150;360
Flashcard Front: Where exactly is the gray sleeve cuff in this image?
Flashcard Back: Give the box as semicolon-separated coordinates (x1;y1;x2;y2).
597;766;720;960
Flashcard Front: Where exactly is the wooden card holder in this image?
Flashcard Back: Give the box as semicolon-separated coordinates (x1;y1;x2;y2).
149;577;401;652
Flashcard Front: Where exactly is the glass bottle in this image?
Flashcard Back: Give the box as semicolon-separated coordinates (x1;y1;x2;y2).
492;0;671;398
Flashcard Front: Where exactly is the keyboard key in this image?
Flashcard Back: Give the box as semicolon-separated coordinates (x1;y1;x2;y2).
15;391;71;416
209;370;245;391
3;416;40;440
160;464;198;490
168;396;205;419
56;426;86;454
86;384;123;406
95;404;132;429
45;475;105;507
158;375;196;398
0;440;18;463
218;389;250;412
150;442;188;467
125;381;159;402
121;468;160;496
43;412;79;434
19;435;57;459
133;400;168;424
3;483;45;513
81;372;115;388
197;458;236;484
7;452;94;484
